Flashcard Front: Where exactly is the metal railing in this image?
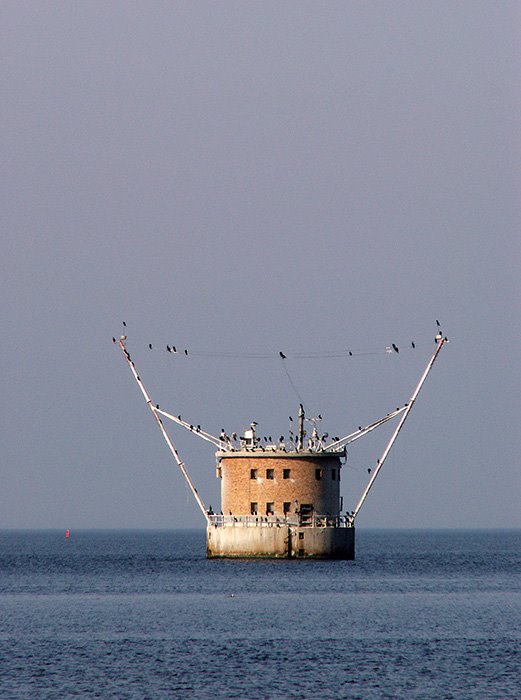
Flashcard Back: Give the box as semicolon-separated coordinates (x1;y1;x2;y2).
207;514;353;528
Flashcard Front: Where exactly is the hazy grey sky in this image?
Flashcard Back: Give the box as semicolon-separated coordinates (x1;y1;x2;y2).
2;1;519;529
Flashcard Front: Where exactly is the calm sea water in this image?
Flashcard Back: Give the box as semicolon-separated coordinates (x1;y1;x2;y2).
0;529;520;699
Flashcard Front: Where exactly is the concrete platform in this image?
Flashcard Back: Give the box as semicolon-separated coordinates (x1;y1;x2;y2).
206;524;355;559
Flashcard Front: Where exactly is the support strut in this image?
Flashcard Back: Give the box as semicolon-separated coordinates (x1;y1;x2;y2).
116;338;208;523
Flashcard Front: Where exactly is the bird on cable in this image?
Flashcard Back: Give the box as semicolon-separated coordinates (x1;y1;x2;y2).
367;468;371;474
411;341;415;349
123;321;127;327
149;344;153;350
184;349;188;355
279;351;286;359
172;346;177;353
112;337;116;343
289;416;293;422
348;351;353;356
196;425;201;432
436;319;441;327
167;345;171;352
156;404;159;409
392;343;399;353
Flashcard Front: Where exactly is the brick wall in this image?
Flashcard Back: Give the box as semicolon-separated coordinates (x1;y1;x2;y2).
218;452;342;516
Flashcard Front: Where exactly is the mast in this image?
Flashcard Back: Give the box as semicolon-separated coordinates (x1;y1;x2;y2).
115;337;209;522
349;336;447;524
297;403;305;451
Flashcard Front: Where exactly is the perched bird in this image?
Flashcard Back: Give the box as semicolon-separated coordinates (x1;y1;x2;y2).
367;468;371;474
167;345;171;352
172;346;177;353
123;321;127;327
184;349;188;355
112;337;116;343
149;343;153;350
359;426;362;431
411;341;415;349
279;351;286;359
349;351;352;356
392;343;399;353
436;319;441;327
156;404;159;409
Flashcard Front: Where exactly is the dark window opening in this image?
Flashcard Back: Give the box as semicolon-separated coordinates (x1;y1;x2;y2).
283;468;291;479
315;468;323;480
283;502;291;515
266;468;274;480
250;469;257;479
266;502;274;515
298;548;305;557
298;532;304;540
250;502;258;515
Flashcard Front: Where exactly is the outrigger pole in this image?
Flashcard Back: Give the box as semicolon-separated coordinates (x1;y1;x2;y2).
115;336;209;523
349;335;447;525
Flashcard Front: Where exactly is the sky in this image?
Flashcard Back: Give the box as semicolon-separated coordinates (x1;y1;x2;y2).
1;1;520;530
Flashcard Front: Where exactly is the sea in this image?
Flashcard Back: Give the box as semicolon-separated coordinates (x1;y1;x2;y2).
0;529;520;700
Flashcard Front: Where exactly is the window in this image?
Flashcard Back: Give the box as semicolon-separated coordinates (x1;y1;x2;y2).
250;469;257;479
266;468;274;480
315;468;323;480
332;469;336;481
298;532;304;540
266;502;274;515
283;502;291;515
250;502;258;515
283;468;291;479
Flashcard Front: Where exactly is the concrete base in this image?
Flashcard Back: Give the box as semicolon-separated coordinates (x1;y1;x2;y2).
206;524;355;560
